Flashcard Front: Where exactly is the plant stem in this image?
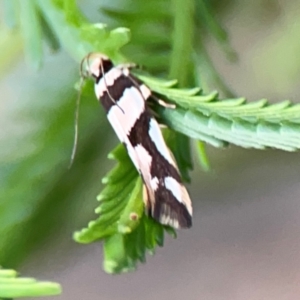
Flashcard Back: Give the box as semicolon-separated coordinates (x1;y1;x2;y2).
169;0;195;87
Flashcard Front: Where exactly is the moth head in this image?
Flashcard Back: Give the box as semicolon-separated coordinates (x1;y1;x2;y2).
80;53;113;81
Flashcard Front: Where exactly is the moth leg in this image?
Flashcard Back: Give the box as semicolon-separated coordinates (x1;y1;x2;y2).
150;93;176;109
126;73;176;109
158;124;168;129
122;63;137;68
118;63;137;75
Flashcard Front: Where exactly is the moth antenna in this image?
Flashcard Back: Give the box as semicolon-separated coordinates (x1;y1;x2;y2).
80;56;86;78
69;76;85;169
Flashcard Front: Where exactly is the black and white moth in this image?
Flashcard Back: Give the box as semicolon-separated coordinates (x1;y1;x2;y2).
82;53;192;229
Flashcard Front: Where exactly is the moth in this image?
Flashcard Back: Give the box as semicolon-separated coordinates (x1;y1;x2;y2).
81;53;192;229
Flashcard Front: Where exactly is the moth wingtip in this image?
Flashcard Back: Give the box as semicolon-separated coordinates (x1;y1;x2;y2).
152;206;192;229
162;215;192;230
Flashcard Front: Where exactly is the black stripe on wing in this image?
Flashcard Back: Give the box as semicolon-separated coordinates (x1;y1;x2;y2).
152;187;192;228
128;111;181;181
100;75;134;113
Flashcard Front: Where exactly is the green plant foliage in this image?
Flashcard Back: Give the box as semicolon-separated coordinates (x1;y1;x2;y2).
103;215;174;273
0;71;113;269
0;268;61;299
138;74;300;151
0;0;134;272
2;0;300;281
74;144;142;243
74;144;175;273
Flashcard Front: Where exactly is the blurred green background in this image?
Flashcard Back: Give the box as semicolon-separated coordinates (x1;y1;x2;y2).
1;0;300;299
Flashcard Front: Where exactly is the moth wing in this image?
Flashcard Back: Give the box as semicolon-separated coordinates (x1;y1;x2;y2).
143;169;193;229
141;118;193;229
106;87;149;175
101;71;192;229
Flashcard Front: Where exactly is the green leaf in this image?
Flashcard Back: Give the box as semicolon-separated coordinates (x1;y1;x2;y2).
74;144;175;273
38;9;60;52
102;0;172;72
74;144;140;243
0;56;112;268
35;0;131;63
79;24;130;57
36;0;91;61
0;268;61;298
19;0;43;69
103;215;170;273
137;74;300;151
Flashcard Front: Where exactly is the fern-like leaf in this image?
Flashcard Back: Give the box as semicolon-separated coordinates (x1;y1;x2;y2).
137;74;300;151
74;144;175;273
0;268;61;299
102;0;172;72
